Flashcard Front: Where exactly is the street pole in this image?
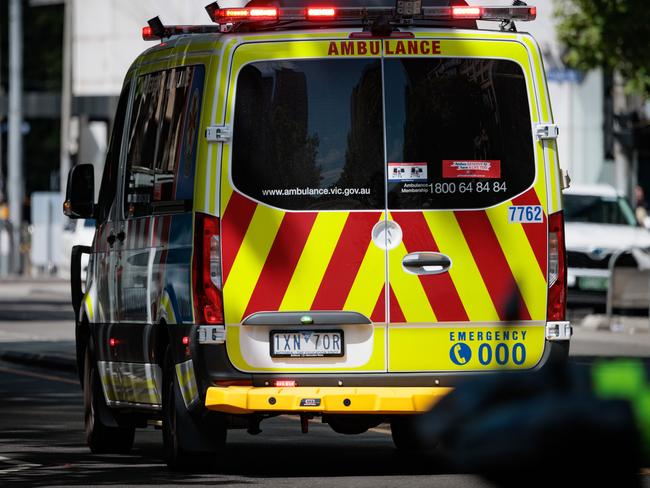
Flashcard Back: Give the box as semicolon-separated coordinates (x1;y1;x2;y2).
60;0;72;197
613;72;630;199
0;3;5;205
8;0;24;275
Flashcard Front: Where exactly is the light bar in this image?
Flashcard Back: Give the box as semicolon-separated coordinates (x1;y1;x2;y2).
422;5;536;21
205;4;537;26
141;23;221;41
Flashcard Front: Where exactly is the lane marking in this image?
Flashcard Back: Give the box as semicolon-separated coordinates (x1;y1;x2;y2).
0;455;41;474
0;365;78;385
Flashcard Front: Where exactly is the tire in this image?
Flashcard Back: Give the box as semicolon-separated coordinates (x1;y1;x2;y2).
83;347;135;454
390;415;427;452
162;348;226;471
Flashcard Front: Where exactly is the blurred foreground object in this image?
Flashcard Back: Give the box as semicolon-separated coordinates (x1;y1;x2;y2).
417;359;649;486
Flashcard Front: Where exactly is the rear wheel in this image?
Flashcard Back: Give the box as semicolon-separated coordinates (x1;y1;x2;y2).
83;347;135;454
162;348;226;471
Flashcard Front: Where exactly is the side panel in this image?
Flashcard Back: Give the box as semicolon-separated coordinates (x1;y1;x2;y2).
95;56;208;408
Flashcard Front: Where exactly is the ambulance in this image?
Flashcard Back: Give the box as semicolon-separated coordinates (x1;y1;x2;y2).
64;0;571;470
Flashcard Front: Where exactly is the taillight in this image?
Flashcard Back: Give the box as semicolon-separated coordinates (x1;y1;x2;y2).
193;213;224;325
548;211;567;321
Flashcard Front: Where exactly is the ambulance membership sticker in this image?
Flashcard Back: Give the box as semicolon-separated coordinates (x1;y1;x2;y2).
388;162;428;182
443;160;501;179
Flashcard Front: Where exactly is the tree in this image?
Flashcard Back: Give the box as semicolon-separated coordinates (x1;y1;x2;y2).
554;0;650;98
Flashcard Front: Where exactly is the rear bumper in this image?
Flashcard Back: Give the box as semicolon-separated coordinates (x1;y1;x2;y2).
204;386;453;414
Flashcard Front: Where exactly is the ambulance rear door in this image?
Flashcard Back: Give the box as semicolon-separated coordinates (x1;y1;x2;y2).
383;34;550;372
219;38;389;374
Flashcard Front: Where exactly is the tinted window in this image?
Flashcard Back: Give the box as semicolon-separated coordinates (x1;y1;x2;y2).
564;194;636;226
97;81;130;224
232;60;385;210
124;65;205;217
384;58;535;209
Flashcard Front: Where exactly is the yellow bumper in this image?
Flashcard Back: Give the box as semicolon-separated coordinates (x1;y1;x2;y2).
204;386;453;414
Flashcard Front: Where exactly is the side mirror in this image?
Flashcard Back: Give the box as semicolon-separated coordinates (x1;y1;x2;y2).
63;164;95;219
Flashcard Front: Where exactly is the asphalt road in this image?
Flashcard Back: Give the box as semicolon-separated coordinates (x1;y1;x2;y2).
1;281;650;486
0;360;495;488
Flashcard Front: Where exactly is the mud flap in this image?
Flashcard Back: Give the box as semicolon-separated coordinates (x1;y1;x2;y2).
172;370;222;453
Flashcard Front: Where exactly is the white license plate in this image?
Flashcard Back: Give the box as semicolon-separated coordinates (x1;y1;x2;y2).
270;330;344;357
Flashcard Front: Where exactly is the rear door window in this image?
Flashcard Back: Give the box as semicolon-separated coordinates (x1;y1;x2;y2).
232;59;385;210
384;58;535;210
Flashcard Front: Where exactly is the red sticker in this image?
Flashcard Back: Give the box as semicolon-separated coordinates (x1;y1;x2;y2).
442;160;501;179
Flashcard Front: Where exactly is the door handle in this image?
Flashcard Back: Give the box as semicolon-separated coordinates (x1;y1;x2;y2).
402;252;452;275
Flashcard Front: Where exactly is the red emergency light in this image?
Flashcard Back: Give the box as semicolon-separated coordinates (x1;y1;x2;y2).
451;6;482;19
307;7;336;19
143;4;536;40
204;2;537;26
142;16;221;41
220;7;279;20
142;26;155;40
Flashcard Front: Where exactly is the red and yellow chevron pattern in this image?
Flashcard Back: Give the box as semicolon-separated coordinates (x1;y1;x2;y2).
220;187;547;326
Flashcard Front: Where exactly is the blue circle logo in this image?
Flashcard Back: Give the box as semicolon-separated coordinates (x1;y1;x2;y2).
449;343;472;365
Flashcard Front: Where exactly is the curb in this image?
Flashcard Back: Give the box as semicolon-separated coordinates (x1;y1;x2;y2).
0;350;77;374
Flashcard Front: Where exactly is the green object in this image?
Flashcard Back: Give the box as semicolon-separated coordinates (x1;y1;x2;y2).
592;359;650;460
300;315;314;325
555;0;650;97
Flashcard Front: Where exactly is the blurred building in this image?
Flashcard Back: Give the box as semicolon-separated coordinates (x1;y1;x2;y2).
72;0;231;189
1;0;647;205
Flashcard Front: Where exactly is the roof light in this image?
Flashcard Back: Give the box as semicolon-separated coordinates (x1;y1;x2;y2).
203;3;537;28
451;6;483;19
307;7;336;19
142;26;156;40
